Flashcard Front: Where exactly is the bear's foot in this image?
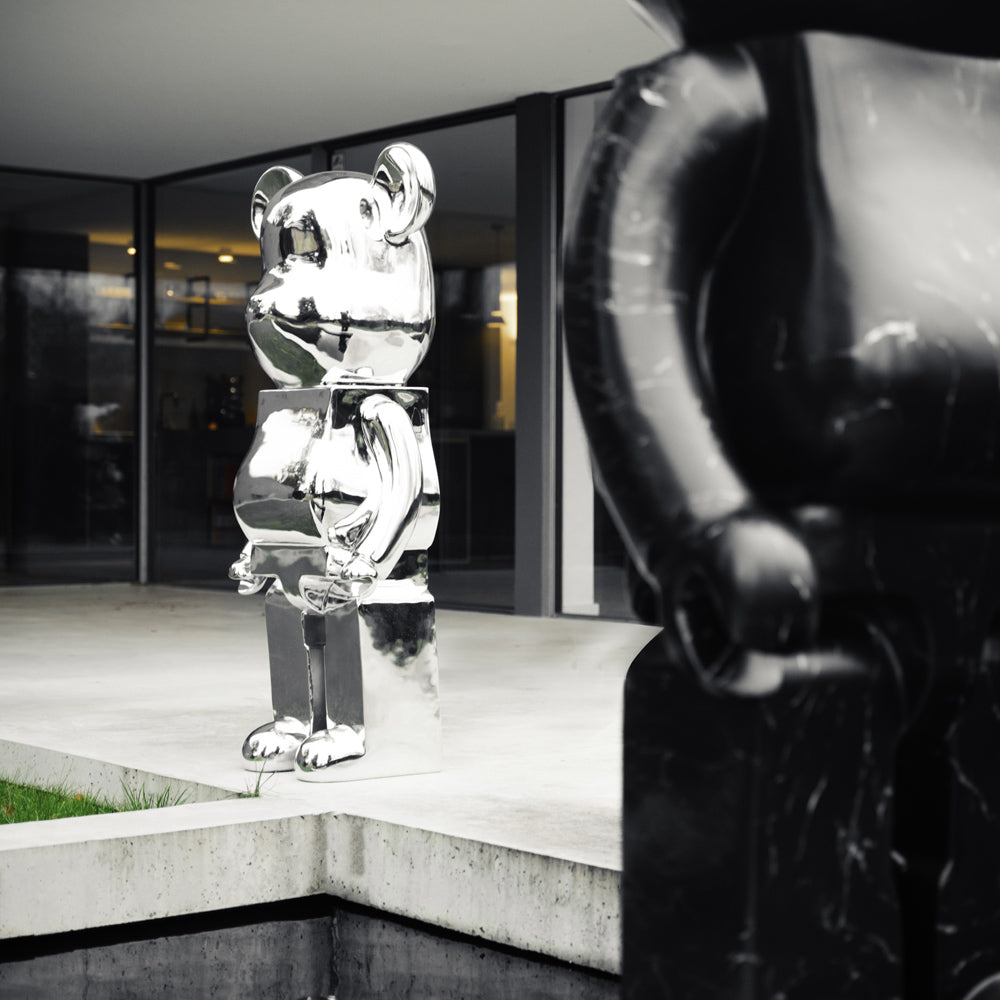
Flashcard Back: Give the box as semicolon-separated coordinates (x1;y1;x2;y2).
294;724;366;780
242;717;308;772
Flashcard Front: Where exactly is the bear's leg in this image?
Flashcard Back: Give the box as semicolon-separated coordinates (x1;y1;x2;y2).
294;605;367;776
623;605;906;999
294;560;441;781
242;584;310;771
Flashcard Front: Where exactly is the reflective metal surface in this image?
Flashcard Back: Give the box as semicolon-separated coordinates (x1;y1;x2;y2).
231;145;441;781
246;144;435;389
233;386;439;613
242;715;309;772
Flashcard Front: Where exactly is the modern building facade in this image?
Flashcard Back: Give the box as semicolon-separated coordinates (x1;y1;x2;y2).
0;5;665;621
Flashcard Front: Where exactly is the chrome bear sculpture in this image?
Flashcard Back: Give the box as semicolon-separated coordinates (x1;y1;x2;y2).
230;143;441;781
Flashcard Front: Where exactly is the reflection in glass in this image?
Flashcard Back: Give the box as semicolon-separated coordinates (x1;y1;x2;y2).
560;90;639;621
151;120;519;610
335;117;518;610
152;159;309;584
0;172;136;584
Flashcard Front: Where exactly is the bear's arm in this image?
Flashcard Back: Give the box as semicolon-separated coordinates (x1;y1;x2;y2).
329;393;423;578
563;43;768;586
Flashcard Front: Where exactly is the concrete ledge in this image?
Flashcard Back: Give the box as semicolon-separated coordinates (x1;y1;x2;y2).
0;792;620;972
324;815;620;971
0;800;328;938
0;740;231;806
0;584;657;973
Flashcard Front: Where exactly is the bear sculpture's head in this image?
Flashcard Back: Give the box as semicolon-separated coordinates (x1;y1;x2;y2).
246;143;435;388
628;0;998;56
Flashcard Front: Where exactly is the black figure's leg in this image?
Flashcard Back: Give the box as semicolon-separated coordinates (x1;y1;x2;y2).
922;613;1000;1000
856;524;1000;1000
623;604;906;999
886;608;955;1000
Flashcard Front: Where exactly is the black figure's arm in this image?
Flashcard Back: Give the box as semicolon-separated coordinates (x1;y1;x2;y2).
563;45;817;659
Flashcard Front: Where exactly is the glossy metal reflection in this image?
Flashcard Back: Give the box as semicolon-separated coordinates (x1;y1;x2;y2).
246;145;435;389
233;386;438;614
242;715;308;772
231;144;441;781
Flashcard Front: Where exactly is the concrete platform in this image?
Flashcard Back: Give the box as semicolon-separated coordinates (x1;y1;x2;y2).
0;584;656;973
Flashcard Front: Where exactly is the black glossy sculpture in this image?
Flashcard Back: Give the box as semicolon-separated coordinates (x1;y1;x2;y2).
562;2;1000;997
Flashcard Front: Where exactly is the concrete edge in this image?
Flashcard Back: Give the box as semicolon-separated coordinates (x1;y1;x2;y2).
0;739;235;806
0;765;621;973
325;813;621;973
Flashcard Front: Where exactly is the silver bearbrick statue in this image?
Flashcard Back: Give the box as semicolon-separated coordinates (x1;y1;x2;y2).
230;143;441;781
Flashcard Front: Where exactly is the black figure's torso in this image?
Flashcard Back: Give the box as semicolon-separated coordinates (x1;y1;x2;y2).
707;33;1000;513
563;14;1000;1000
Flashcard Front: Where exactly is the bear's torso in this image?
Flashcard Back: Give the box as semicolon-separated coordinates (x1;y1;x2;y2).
706;32;1000;512
233;386;439;550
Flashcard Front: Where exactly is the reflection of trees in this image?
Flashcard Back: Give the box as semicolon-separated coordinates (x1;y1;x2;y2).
20;268;89;378
360;598;436;670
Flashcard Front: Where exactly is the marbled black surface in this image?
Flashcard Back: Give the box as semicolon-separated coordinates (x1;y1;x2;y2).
623;518;1000;998
563;5;1000;997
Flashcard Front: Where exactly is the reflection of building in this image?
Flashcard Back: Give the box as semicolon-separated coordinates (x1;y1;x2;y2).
0;7;659;620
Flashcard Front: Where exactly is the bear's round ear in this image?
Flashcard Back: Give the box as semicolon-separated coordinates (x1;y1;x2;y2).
250;165;304;238
626;0;683;43
370;144;435;246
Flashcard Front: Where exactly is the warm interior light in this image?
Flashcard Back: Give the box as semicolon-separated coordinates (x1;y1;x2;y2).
217;250;235;263
486;265;517;431
126;246;137;256
495;266;517;341
164;261;181;271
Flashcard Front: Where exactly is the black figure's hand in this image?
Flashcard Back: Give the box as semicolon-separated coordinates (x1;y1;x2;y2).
663;512;819;686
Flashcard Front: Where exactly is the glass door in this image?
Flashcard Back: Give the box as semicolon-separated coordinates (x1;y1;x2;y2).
152;157;309;585
333;117;518;611
0;171;136;584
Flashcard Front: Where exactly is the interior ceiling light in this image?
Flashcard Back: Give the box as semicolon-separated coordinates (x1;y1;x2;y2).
217;249;235;263
126;246;137;256
163;261;181;271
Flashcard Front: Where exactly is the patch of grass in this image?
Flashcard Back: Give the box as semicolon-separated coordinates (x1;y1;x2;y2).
0;775;190;825
238;766;273;798
117;782;190;811
0;780;116;824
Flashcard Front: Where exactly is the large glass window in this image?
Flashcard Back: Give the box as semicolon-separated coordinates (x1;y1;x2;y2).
152;157;310;585
0;172;136;584
150;117;517;612
1;114;518;606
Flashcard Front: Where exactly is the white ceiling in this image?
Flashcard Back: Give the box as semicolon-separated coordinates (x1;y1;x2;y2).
0;0;666;180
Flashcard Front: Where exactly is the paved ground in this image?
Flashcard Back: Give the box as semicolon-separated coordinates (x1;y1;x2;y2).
0;583;656;972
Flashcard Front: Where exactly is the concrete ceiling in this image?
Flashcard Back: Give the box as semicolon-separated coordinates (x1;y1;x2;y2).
0;0;666;180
